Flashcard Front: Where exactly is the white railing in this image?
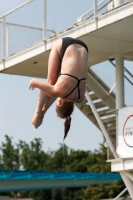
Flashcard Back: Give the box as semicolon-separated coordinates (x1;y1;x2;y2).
0;20;55;58
0;0;34;58
0;0;55;59
77;0;113;22
77;0;132;23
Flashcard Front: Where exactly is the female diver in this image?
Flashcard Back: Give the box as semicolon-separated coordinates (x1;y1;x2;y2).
29;37;88;140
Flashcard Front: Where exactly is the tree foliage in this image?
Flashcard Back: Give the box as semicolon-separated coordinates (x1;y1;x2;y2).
0;135;125;200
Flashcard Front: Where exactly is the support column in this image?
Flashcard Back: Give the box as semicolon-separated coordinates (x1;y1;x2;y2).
114;0;123;8
115;57;124;152
116;57;124;109
115;56;133;199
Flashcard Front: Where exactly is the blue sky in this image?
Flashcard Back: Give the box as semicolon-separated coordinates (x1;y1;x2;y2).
0;0;105;152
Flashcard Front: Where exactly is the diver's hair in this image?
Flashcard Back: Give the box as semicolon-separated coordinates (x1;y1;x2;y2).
56;101;74;140
64;116;71;140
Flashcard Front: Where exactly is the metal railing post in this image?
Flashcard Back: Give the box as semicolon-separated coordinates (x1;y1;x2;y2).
5;22;8;57
2;16;6;58
43;0;47;40
94;0;97;18
114;0;123;7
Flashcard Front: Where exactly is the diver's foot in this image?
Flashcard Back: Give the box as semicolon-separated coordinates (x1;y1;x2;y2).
39;111;45;126
32;112;41;129
32;111;45;129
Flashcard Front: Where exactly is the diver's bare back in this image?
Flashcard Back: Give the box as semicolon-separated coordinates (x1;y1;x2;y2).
56;41;88;101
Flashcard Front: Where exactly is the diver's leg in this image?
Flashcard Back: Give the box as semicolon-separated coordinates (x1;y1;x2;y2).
32;40;62;128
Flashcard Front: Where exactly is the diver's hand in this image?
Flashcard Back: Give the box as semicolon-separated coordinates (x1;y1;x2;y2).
29;79;37;90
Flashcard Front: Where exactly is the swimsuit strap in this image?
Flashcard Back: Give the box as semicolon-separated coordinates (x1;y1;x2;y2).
61;73;86;100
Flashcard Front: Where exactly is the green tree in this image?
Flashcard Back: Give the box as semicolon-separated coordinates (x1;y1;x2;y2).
19;138;50;170
0;135;20;169
83;181;125;200
87;139;111;173
0;136;125;200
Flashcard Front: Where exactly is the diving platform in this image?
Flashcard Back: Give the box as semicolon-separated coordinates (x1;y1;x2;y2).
0;1;133;78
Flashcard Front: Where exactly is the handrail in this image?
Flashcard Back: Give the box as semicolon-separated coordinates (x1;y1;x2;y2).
0;21;56;35
0;21;43;30
113;188;127;200
77;0;113;22
109;60;133;85
0;0;34;19
0;0;35;58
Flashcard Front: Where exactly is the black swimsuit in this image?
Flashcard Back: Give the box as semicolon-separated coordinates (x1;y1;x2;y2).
60;37;88;100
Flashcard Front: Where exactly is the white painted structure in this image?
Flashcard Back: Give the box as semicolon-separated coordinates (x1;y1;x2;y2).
117;106;133;158
0;0;133;199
